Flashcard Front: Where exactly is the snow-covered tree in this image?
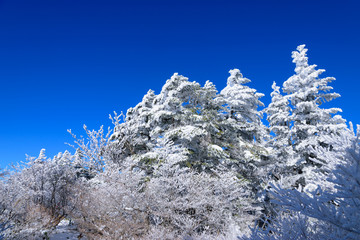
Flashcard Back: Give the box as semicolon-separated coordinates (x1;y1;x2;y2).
265;82;291;152
262;81;294;186
283;44;347;162
108;71;268;179
281;44;347;188
217;69;266;143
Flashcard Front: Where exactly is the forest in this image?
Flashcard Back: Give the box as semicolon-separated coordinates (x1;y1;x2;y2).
0;45;359;239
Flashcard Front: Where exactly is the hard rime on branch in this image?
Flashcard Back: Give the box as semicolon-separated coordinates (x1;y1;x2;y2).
0;45;356;240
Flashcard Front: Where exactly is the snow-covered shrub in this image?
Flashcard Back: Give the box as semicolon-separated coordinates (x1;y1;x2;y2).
67;124;113;175
145;167;257;238
0;150;77;239
69;142;258;239
68;162;150;239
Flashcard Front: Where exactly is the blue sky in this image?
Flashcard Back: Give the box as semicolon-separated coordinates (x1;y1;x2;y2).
1;0;359;168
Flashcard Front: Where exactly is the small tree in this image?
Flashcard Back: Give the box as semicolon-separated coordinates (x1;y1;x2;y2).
265;82;291;153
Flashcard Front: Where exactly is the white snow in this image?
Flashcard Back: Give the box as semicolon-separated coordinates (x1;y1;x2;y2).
47;219;85;240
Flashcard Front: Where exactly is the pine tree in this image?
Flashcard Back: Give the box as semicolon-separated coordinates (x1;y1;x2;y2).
109;73;224;171
217;69;266;143
108;71;269;180
265;82;291;150
263;81;293;184
282;44;347;188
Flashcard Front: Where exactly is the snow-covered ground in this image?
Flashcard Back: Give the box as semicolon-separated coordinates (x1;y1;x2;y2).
46;219;85;240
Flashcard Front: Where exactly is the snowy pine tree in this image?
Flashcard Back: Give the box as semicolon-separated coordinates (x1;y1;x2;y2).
265;81;291;152
262;81;295;189
109;71;268;177
218;69;266;143
281;44;347;188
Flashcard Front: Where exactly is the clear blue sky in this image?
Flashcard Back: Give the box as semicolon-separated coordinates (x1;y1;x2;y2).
1;0;359;168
